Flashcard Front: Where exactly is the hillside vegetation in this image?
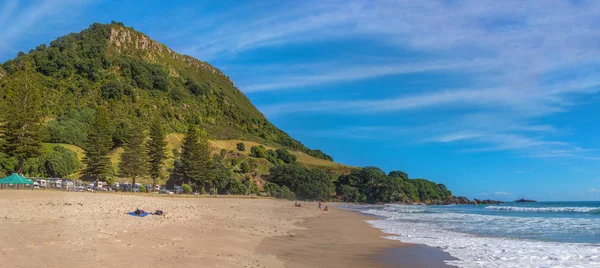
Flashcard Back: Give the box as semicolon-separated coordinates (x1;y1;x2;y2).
46;135;354;185
0;22;456;204
0;22;331;160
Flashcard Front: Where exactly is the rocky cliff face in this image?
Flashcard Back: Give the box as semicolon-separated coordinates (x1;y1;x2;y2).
108;25;227;78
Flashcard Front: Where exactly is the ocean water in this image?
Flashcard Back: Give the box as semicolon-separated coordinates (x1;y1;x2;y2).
346;202;600;268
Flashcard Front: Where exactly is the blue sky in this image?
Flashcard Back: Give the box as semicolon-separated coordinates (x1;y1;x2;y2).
1;0;600;201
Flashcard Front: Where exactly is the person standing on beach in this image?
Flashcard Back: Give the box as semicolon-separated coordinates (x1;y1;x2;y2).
318;201;322;210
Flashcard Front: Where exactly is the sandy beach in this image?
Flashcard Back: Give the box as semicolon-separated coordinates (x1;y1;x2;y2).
0;190;457;267
0;191;394;267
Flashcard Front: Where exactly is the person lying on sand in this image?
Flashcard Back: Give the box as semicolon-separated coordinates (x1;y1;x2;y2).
134;209;146;215
323;206;328;211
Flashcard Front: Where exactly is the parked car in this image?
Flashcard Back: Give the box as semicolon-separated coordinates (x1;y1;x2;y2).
159;189;174;195
174;185;183;194
33;182;40;189
120;184;132;192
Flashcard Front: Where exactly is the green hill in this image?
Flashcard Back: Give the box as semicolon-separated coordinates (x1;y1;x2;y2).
0;22;347;182
0;22;330;160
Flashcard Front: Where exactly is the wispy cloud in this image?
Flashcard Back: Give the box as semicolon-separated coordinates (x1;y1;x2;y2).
0;0;90;59
494;191;510;196
587;188;598;195
174;1;362;60
234;1;600;162
243;60;489;92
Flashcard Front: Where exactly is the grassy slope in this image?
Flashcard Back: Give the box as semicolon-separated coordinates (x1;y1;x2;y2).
52;134;355;185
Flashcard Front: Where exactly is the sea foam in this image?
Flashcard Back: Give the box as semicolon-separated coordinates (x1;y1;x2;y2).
359;205;600;268
485;206;600;213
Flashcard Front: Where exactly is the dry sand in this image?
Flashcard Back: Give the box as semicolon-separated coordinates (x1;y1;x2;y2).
0;191;406;268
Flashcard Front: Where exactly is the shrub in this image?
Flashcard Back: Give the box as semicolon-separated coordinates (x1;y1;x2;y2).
236;142;245;151
139;186;147;193
239;161;251;173
263;182;296;200
275;148;296;164
227;178;245;195
306;149;333;161
182;184;192;194
250;145;267;158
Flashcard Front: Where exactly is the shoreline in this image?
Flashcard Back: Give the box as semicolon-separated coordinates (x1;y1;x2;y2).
258;204;456;267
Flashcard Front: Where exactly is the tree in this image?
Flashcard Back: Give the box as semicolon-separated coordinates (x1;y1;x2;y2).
212;157;233;194
388;170;409;181
335;167;425;203
197;129;215;186
147;117;166;190
179;125;213;188
179;125;202;183
236;142;245;151
1;64;45;174
118;122;148;188
42;146;80;178
82;107;113;181
268;164;333;200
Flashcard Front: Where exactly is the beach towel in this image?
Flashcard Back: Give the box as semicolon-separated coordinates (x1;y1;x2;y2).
127;211;151;217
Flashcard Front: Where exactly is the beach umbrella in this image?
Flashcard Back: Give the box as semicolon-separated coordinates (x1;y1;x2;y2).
0;173;34;187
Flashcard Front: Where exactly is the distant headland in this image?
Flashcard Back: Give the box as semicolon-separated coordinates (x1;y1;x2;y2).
515;198;537;203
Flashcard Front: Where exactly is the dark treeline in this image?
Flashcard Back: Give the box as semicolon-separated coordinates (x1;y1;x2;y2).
264;164;453;204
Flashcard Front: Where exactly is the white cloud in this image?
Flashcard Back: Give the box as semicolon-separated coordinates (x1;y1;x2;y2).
588;188;598;195
0;0;90;58
243;60;489;92
479;192;489;196
158;1;600;162
494;191;510;196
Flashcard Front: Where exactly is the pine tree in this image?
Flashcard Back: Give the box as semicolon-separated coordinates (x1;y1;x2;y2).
118;122;148;188
179;125;214;188
147;117;166;190
197;129;215;186
1;63;45;174
82;107;113;181
179;125;202;184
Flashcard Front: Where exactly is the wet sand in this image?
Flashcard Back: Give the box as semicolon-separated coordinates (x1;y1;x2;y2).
379;245;457;268
258;205;455;268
